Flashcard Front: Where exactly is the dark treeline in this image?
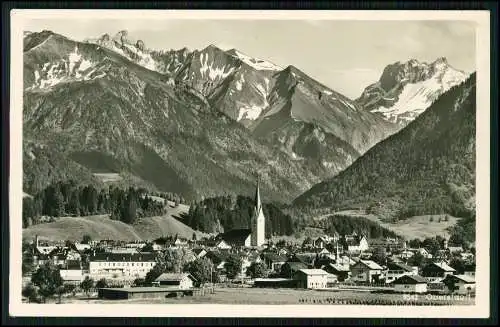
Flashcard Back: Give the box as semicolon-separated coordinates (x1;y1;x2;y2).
22;180;170;227
185;195;295;237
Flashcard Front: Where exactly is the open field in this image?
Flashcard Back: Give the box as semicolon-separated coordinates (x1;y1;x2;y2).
22;204;206;241
53;287;474;305
331;210;460;240
93;173;124;183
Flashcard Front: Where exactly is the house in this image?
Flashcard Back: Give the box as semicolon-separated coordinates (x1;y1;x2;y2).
326;273;338;287
153;273;197;289
421;261;456;282
88;252;156;280
313;236;334;249
288;253;316;268
74;242;91;252
442;274;475;295
463;263;476;278
391;275;428;294
342;234;369;253
415;248;433;259
350;260;384;283
323;263;351;282
193;248;208;259
447;246;464;254
173;238;188;248
59;260;84;285
385;262;417;284
262;253;288;272
280;261;308;278
317;248;331;258
217;229;251;248
399;250;415;260
293;269;329;289
368;237;405;253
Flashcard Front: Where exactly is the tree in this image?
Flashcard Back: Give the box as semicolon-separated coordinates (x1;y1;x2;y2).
443;276;460;294
22;283;38;303
246;262;268;279
408;238;422;249
144;264;166;285
192;232;197;242
141;243;154;253
449;258;466;274
22;252;34;275
95;278;108;289
56;285;66;303
371;247;387;266
123;189;138;224
163;248;195;273
224;254;243;280
184;257;215;286
407;252;426;268
80;276;95;298
82;234;92;244
133;278;145;287
64;283;76;297
31;263;63;303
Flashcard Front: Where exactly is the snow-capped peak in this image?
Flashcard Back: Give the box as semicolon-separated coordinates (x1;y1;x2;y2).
359;57;468;125
226;49;283;71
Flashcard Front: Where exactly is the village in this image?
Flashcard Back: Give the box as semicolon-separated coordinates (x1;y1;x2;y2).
21;183;476;305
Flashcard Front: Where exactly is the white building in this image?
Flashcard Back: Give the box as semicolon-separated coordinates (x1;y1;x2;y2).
294;269;329;289
385;262;417;284
350;260;384;283
251;180;266;247
392;275;428;294
154;273;197;289
88;252;156;280
442;274;476;295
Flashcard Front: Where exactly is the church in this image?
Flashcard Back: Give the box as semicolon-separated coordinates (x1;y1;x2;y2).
216;180;266;248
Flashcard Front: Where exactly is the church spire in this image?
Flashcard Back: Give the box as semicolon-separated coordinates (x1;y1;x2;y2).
255;176;262;213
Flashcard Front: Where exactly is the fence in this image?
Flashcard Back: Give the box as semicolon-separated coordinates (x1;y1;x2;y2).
297;297;471;306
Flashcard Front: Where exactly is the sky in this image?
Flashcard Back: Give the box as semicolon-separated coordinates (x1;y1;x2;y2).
23;19;476;99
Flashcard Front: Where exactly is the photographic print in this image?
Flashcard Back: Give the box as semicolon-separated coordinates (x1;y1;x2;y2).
8;9;491;318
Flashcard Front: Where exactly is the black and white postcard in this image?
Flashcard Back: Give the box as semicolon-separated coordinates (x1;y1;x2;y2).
8;9;491;318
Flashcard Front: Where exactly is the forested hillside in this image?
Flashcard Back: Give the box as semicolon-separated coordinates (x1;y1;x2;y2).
184;195;295;237
294;73;476;240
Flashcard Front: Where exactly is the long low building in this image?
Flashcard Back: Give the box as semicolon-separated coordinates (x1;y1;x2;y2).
253;278;298;288
97;287;196;300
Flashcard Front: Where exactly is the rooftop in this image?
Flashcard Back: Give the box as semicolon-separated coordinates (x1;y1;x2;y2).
89;252;156;262
155;273;196;282
297;269;329;275
392;275;428;284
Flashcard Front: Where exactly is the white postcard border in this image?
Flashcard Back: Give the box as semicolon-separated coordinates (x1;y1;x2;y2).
9;9;491;318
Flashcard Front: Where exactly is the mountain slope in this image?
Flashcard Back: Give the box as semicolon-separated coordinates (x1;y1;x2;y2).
83;31;399;176
23;31;337;202
22;214;207;242
356;58;468;126
293;73;476;222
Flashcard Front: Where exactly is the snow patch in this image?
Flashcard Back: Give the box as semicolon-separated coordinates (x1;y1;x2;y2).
237;104;264;121
372;67;467;123
68;46;82;74
229;49;282;71
235;74;245;91
199;52;234;81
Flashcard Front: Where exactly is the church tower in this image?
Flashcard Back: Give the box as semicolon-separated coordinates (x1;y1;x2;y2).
251;179;266;247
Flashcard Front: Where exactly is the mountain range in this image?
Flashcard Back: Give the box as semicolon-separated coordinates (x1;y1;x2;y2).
293;72;476;224
22;30;399;202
